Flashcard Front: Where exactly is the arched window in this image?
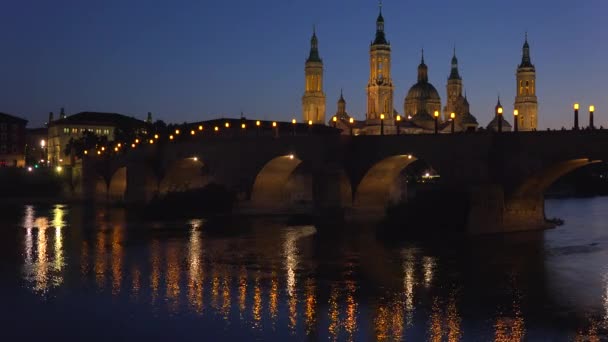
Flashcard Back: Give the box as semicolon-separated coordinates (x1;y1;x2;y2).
525;81;529;95
519;80;523;95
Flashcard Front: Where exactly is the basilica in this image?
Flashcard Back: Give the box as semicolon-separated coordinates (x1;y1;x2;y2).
301;4;538;135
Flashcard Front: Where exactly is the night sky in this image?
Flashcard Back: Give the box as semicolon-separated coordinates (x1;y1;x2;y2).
1;0;606;129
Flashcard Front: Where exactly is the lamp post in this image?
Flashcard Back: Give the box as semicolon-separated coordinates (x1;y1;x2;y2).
40;139;46;166
497;107;503;133
396;115;401;135
450;112;455;134
380;113;385;136
256;120;261;136
292;118;296;136
433;111;439;134
308;120;313;135
589;105;595;130
514;109;519;132
573;103;579;130
332;116;337;128
349;117;354;136
272;121;278;138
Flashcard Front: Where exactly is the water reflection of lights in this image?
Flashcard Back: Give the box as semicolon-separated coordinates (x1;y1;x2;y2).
402;250;416;324
252;273;262;328
166;243;181;312
22;205;67;293
422;256;435;288
150;240;161;302
188;224;204;313
494;299;525;342
269;272;279;324
238;267;247;318
328;286;340;340
304;278;316;336
111;226;123;295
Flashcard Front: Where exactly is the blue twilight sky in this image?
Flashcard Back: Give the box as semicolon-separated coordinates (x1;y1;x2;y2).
0;0;606;128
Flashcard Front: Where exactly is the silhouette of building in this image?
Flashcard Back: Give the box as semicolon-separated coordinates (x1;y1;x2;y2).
0;112;27;167
47;109;148;165
487;97;512;132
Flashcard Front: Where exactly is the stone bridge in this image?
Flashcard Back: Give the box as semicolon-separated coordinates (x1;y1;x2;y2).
71;131;608;234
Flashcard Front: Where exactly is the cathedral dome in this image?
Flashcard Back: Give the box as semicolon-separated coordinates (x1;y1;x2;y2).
405;82;441;103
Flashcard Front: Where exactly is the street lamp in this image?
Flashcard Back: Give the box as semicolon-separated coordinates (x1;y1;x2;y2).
497;107;503;133
292;118;297;136
396;115;401;135
256;120;261;136
450;112;456;134
514;109;519;132
433;110;439;134
589;105;595;129
272;121;278;137
332;116;337;128
349;117;354;135
380;113;385;136
573;103;579;130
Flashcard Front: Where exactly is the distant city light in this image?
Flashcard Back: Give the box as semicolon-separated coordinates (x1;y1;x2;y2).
241;123;246;129
191;130;195;135
225;122;230;128
198;125;203;131
154;134;159;139
40;139;46;148
256;120;261;126
193;157;198;162
27;166;32;172
574;103;580;110
292;119;296;124
55;166;62;173
288;154;294;160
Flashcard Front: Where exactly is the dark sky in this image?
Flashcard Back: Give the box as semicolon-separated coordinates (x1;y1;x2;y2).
1;0;606;128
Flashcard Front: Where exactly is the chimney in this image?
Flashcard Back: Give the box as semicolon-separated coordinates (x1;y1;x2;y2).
147;112;152;123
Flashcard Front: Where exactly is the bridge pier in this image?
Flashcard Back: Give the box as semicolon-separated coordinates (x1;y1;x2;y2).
467;185;547;234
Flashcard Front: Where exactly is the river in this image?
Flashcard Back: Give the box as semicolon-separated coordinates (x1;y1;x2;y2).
1;198;607;341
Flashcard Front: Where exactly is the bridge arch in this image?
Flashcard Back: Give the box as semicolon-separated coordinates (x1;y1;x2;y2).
159;157;208;195
354;154;437;211
511;158;602;199
250;154;304;209
500;158;603;231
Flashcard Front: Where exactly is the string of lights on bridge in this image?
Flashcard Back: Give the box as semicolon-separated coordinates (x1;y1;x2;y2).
77;102;598;160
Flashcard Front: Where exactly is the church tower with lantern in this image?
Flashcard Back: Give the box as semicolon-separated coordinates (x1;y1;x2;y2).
514;34;538;131
365;2;394;132
302;29;326;124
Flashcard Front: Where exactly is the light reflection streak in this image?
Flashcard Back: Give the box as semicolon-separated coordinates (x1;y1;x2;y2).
150;240;161;303
188;226;204;314
344;279;358;341
111;226;123;295
95;229;106;288
304;278;316;336
34;218;49;292
252;273;262;328
269;272;279;325
166;243;181;312
221;271;231;320
494;297;525;342
422;256;435;288
328;286;340;341
131;266;141;299
239;267;247;319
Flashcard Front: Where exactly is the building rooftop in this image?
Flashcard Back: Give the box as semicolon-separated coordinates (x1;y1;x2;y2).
49;112;146;128
0;112;28;124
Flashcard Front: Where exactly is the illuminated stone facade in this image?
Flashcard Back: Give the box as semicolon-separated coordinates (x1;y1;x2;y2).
302;30;326;124
514;35;538;131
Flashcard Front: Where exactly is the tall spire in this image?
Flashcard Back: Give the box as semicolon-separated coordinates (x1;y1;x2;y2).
417;49;429;82
372;1;388;45
307;28;321;63
519;32;533;68
449;46;461;80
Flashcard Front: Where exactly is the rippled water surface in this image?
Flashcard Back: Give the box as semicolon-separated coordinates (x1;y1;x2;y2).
2;198;608;341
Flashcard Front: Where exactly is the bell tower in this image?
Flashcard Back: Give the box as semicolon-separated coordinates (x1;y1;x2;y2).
366;2;394;128
444;48;463;122
302;28;326;124
514;33;538;131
